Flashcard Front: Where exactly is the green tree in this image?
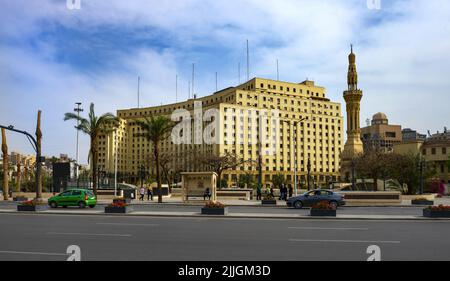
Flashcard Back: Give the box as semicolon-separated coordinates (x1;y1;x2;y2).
219;178;228;189
134;115;174;203
272;173;286;189
390;153;436;195
447;155;450;171
64;103;118;196
354;149;389;190
238;172;255;189
157;152;176;193
198;152;244;189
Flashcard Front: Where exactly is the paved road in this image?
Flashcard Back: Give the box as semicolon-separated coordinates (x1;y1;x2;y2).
0;201;426;216
0;212;449;261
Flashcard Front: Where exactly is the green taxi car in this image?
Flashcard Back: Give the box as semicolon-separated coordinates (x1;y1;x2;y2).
48;189;96;208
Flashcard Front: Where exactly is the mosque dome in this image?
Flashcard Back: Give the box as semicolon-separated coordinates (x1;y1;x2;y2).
372;112;388;125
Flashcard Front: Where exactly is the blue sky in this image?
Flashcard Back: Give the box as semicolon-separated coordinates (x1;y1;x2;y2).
1;0;449;164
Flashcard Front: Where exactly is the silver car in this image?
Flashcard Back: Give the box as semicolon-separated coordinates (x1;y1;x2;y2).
286;189;345;209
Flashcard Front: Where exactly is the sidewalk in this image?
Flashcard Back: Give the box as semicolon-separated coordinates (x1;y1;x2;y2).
4;193;450;207
96;197;450;207
1;208;448;220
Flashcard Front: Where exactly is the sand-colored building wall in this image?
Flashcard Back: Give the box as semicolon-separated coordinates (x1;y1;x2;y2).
97;77;344;187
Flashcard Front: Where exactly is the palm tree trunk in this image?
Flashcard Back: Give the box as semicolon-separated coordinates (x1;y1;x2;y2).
163;170;171;193
16;162;21;193
91;137;98;196
36;110;43;201
154;142;162;203
2;128;9;200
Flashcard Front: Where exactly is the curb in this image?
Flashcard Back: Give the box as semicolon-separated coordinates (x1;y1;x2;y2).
1;209;449;221
1;201;445;208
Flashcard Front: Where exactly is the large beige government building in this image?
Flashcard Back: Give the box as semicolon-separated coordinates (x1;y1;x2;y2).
96;77;344;188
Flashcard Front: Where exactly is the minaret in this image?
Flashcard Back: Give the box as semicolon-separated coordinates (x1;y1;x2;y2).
341;45;364;181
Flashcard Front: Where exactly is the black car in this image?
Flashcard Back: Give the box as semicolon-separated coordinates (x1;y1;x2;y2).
286;189;345;209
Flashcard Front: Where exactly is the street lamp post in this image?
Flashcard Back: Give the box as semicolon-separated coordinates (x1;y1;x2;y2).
114;130;118;196
97;167;100;189
283;117;307;196
0;124;42;200
140;164;145;191
307;157;311;191
257;115;263;195
351;158;356;190
74;103;83;189
419;156;425;195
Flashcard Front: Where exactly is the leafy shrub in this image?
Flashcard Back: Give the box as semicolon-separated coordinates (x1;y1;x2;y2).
426;205;450;211
20;199;46;206
108;201;127;208
413;197;431;201
311;201;336;210
204;201;225;209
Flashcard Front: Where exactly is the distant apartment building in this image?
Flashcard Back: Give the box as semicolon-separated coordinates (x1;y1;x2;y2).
9;151;36;167
422;130;450;184
394;128;450;185
402;128;426;142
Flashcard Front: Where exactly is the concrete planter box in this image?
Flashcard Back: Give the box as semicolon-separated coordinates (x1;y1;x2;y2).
423;209;450;218
13;196;28;202
310;209;337;217
261;200;277;205
105;206;133;214
412;200;434;206
201;207;228;215
17;205;48;212
113;198;131;204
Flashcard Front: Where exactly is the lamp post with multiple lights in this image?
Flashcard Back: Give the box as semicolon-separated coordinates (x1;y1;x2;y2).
283;117;307;196
74;102;83;188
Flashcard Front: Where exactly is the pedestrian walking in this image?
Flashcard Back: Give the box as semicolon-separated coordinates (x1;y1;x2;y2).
139;187;145;201
256;185;262;200
280;184;286;200
288;186;293;198
147;187;153;201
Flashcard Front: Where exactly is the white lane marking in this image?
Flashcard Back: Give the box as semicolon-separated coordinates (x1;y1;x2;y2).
288;227;369;230
0;250;67;256
96;223;159;226
289;239;400;244
46;232;131;237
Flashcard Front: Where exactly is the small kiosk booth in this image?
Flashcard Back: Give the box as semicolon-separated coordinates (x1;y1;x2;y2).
181;172;218;202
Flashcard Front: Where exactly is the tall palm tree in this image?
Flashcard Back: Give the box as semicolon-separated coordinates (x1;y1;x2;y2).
64;103;118;196
135;115;174;203
2;128;9;200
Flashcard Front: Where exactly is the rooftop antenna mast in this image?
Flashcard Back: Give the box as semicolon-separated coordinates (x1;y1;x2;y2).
215;72;218;92
137;76;140;108
276;59;279;81
238;62;241;84
175;74;178;103
192;63;195;99
246;39;250;81
188;81;191;99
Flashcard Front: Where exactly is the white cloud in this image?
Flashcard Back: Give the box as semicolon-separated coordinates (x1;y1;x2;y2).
1;0;449;161
0;43;180;163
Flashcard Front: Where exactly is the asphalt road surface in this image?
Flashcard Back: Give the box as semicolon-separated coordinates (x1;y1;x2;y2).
0;213;449;261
